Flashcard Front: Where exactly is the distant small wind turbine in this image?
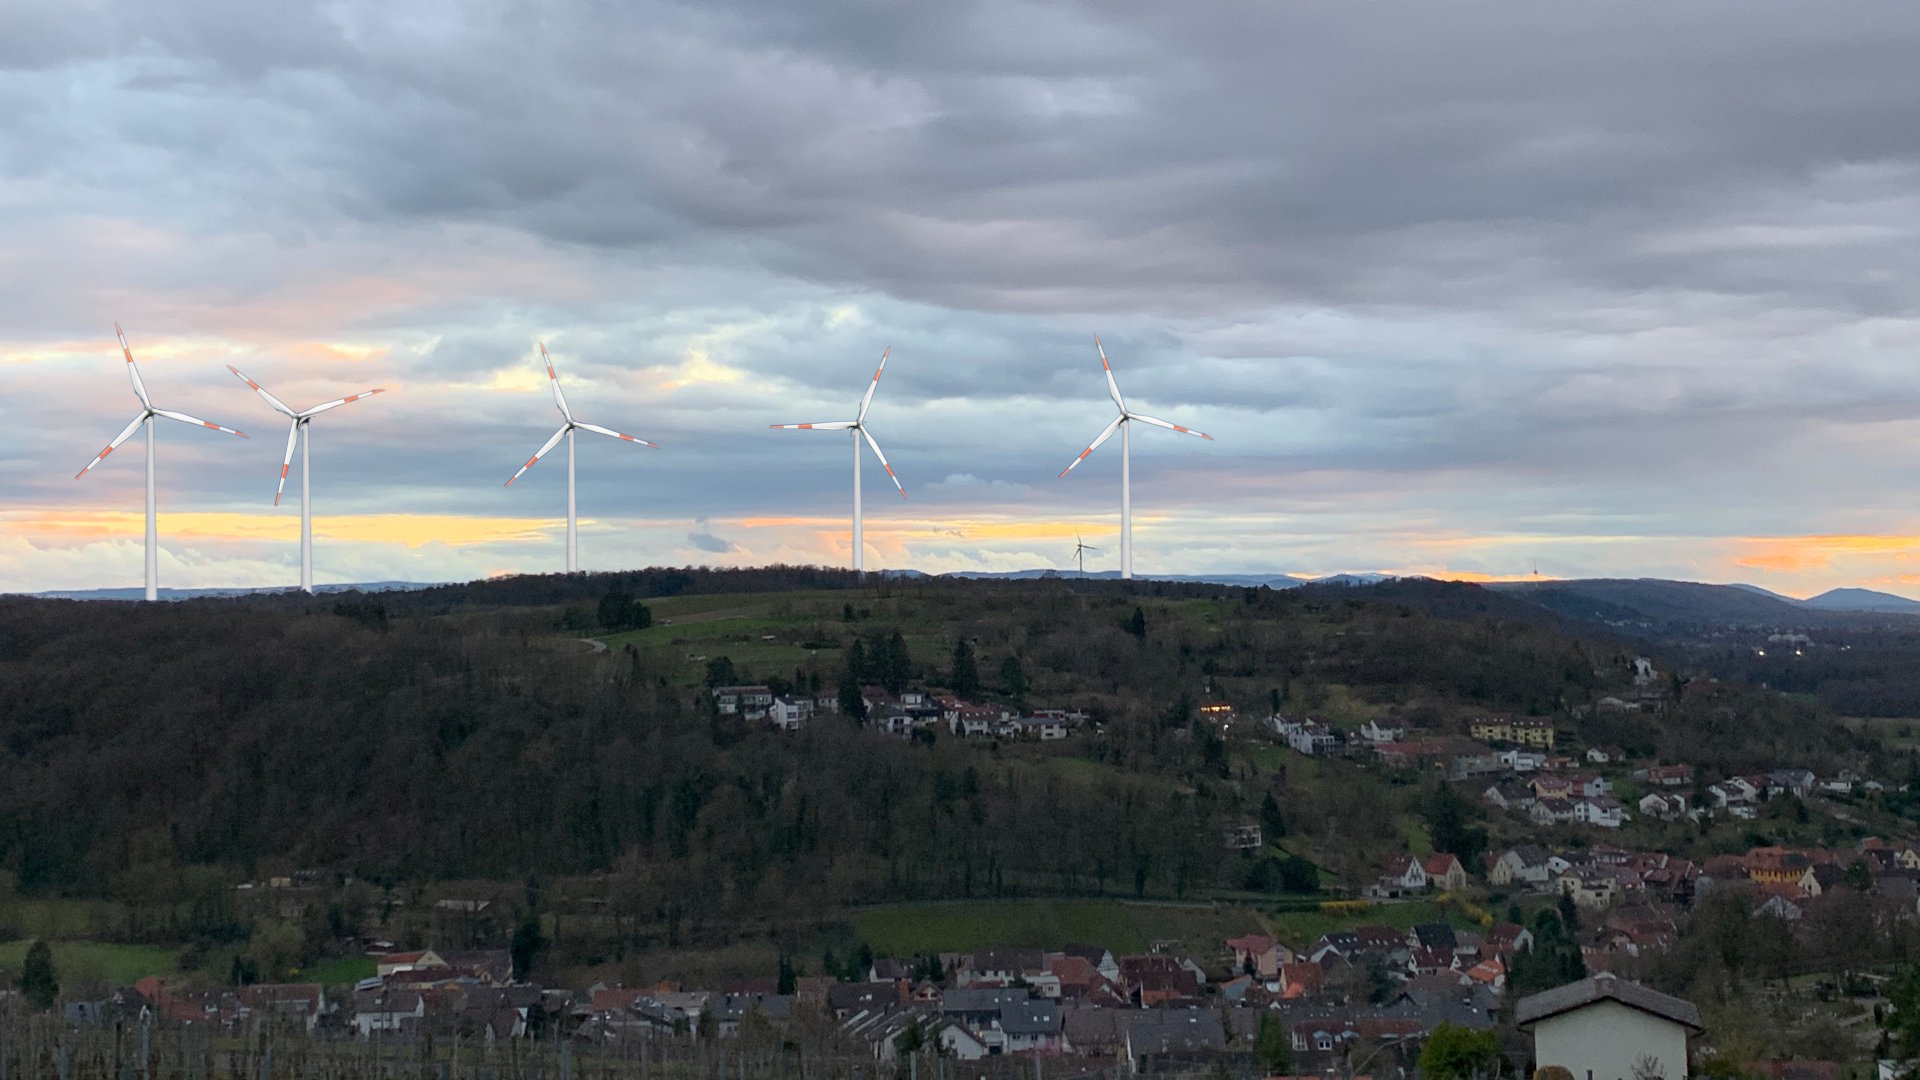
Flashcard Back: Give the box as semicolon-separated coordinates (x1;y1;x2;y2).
1059;336;1212;580
227;364;386;594
505;343;658;573
1071;535;1102;576
770;348;906;571
75;325;249;602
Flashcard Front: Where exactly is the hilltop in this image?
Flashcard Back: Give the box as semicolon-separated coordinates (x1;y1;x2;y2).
0;567;1903;994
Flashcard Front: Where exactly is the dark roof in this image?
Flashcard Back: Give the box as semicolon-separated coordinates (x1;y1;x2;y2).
970;947;1045;974
1515;974;1702;1032
1127;1011;1227;1056
826;983;896;1012
999;999;1059;1036
1411;923;1457;951
940;988;1028;1014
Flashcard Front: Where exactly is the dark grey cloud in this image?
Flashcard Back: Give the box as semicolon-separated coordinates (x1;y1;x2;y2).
10;1;1920;591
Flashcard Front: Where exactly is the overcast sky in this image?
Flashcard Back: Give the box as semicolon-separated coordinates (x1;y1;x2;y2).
7;1;1920;596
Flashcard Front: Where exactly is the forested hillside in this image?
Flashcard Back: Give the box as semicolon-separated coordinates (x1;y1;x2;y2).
0;572;1883;953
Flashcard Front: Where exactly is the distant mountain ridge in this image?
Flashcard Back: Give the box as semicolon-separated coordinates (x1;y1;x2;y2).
1801;587;1920;614
933;569;1388;588
1488;577;1920;630
18;571;1920;627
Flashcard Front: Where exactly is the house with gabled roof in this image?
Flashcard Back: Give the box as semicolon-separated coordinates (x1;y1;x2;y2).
1059;943;1121;983
1422;853;1468;891
1489;845;1554;887
1117;956;1200;1006
1225;934;1285;978
1517;973;1702;1080
1374;854;1427;897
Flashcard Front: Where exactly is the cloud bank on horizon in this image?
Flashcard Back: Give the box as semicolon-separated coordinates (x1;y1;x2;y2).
7;1;1920;597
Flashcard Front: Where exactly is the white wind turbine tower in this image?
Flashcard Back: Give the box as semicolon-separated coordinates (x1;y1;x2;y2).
770;348;906;571
75;324;249;601
227;364;386;594
505;343;658;573
1070;535;1102;576
1059;336;1212;580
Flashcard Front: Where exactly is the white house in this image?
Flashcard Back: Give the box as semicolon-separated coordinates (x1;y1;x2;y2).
769;695;812;731
1498;749;1548;773
353;990;425;1037
948;705;998;737
1284;720;1339;756
1638;792;1688;821
1374;854;1428;896
1488;846;1554;888
1574;796;1629;829
712;685;774;720
1517;973;1702;1080
1708;777;1759;807
1358;719;1405;743
1018;716;1068;740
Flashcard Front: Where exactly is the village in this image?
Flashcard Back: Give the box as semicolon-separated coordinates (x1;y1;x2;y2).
51;927;1709;1079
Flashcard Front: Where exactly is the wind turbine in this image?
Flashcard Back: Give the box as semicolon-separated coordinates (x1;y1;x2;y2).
770;348;905;571
75;324;249;601
1058;336;1212;580
227;364;385;594
505;343;658;573
1070;535;1102;576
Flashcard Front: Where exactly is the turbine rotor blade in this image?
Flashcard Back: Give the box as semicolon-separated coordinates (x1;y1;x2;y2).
227;365;297;417
275;420;300;505
856;346;890;423
769;421;857;430
1095;335;1126;412
576;421;658;448
75;413;148;478
861;427;906;498
540;342;572;421
153;409;247;437
505;424;570;486
1129;413;1214;440
116;323;152;409
1059;414;1124;477
300;388;386;418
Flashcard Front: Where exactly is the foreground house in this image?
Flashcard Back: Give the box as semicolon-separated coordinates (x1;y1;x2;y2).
1517;973;1703;1080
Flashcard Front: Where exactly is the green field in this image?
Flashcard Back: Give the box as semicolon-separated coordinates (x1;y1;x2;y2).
852;899;1272;958
302;954;376;986
1269;899;1463;948
0;940;179;986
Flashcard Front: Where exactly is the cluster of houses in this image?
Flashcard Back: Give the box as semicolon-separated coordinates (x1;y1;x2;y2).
1482;771;1632;829
1268;710;1569;774
709;684;1083;741
1482;844;1699;910
66;950;552;1042
57;933;1525;1074
1691;839;1920;922
50;928;1729;1080
1266;692;1876;844
815;934;1521;1072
